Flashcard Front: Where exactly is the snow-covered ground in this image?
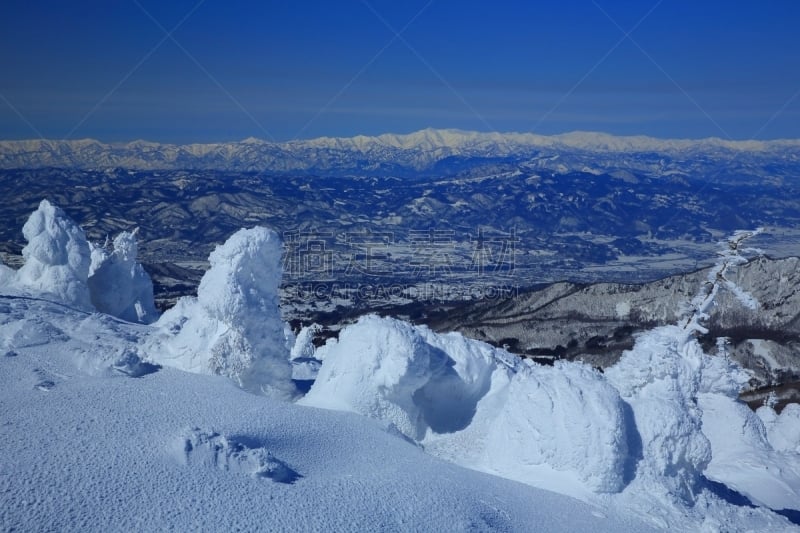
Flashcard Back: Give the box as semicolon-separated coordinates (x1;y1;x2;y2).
2;201;800;531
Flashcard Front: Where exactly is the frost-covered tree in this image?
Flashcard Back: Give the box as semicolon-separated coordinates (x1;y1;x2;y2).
146;227;296;400
606;229;767;504
290;323;322;361
14;199;93;310
1;199;158;322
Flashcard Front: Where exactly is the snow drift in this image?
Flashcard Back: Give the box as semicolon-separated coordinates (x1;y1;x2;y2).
3;206;800;530
145;226;296;399
300;314;630;493
2;295;672;533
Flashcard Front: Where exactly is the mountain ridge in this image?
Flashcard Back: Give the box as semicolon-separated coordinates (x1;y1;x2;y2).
424;254;800;391
2;128;800;172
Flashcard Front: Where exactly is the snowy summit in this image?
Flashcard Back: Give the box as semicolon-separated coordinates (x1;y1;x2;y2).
1;201;800;531
1;129;798;173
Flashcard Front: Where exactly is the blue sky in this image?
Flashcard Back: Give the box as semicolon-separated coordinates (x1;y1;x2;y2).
1;0;798;142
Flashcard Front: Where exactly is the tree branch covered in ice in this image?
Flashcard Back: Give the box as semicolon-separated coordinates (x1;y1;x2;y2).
682;228;763;336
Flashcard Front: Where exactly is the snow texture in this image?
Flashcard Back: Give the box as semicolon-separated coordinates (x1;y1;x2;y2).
759;404;800;454
1;297;665;533
2;213;800;532
478;360;629;494
605;326;712;504
146;226;296;399
302;315;631;493
173;428;302;483
300;315;509;439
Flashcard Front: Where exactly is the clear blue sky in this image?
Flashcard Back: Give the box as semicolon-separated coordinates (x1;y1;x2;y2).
1;0;798;142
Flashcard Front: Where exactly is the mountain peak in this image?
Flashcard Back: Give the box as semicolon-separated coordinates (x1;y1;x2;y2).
1;129;799;171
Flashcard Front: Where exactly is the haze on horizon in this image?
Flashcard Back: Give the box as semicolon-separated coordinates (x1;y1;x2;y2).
1;0;798;144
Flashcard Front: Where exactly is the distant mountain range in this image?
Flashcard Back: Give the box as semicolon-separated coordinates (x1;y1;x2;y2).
2;129;799;395
2;129;800;175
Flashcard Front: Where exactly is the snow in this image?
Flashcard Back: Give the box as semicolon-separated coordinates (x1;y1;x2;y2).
289;323;321;361
2;204;800;531
88;229;158;323
3;128;800;171
1;200;157;324
12;199;93;310
301;315;629;494
0;296;661;533
145;226;296;400
701;393;800;512
605;326;712;504
759;404;800;454
486;360;629;493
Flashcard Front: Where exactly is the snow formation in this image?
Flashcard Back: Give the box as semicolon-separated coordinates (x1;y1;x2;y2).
146;226;296;399
88;230;158;323
0;200;157;324
289;323;321;361
11;199;93;310
2;294;662;532
2;207;800;531
605;326;712;503
300;315;629;493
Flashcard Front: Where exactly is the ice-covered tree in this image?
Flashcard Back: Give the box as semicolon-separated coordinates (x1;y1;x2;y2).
146;227;296;399
88;229;158;324
14;199;93;310
606;229;766;504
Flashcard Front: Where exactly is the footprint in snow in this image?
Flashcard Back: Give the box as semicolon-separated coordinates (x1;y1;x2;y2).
34;380;55;391
173;428;301;484
32;367;60;391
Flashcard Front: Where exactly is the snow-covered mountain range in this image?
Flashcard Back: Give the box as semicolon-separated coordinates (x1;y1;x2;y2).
429;255;800;390
2;128;800;173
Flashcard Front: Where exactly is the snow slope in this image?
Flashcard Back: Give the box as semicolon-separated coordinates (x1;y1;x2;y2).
2;202;800;531
0;296;660;533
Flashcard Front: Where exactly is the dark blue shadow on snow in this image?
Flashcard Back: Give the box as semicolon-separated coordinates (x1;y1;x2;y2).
775;508;800;527
702;476;800;526
702;477;756;508
621;400;643;485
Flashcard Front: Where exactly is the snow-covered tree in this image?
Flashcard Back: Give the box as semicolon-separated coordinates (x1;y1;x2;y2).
88;229;158;324
146;227;297;400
